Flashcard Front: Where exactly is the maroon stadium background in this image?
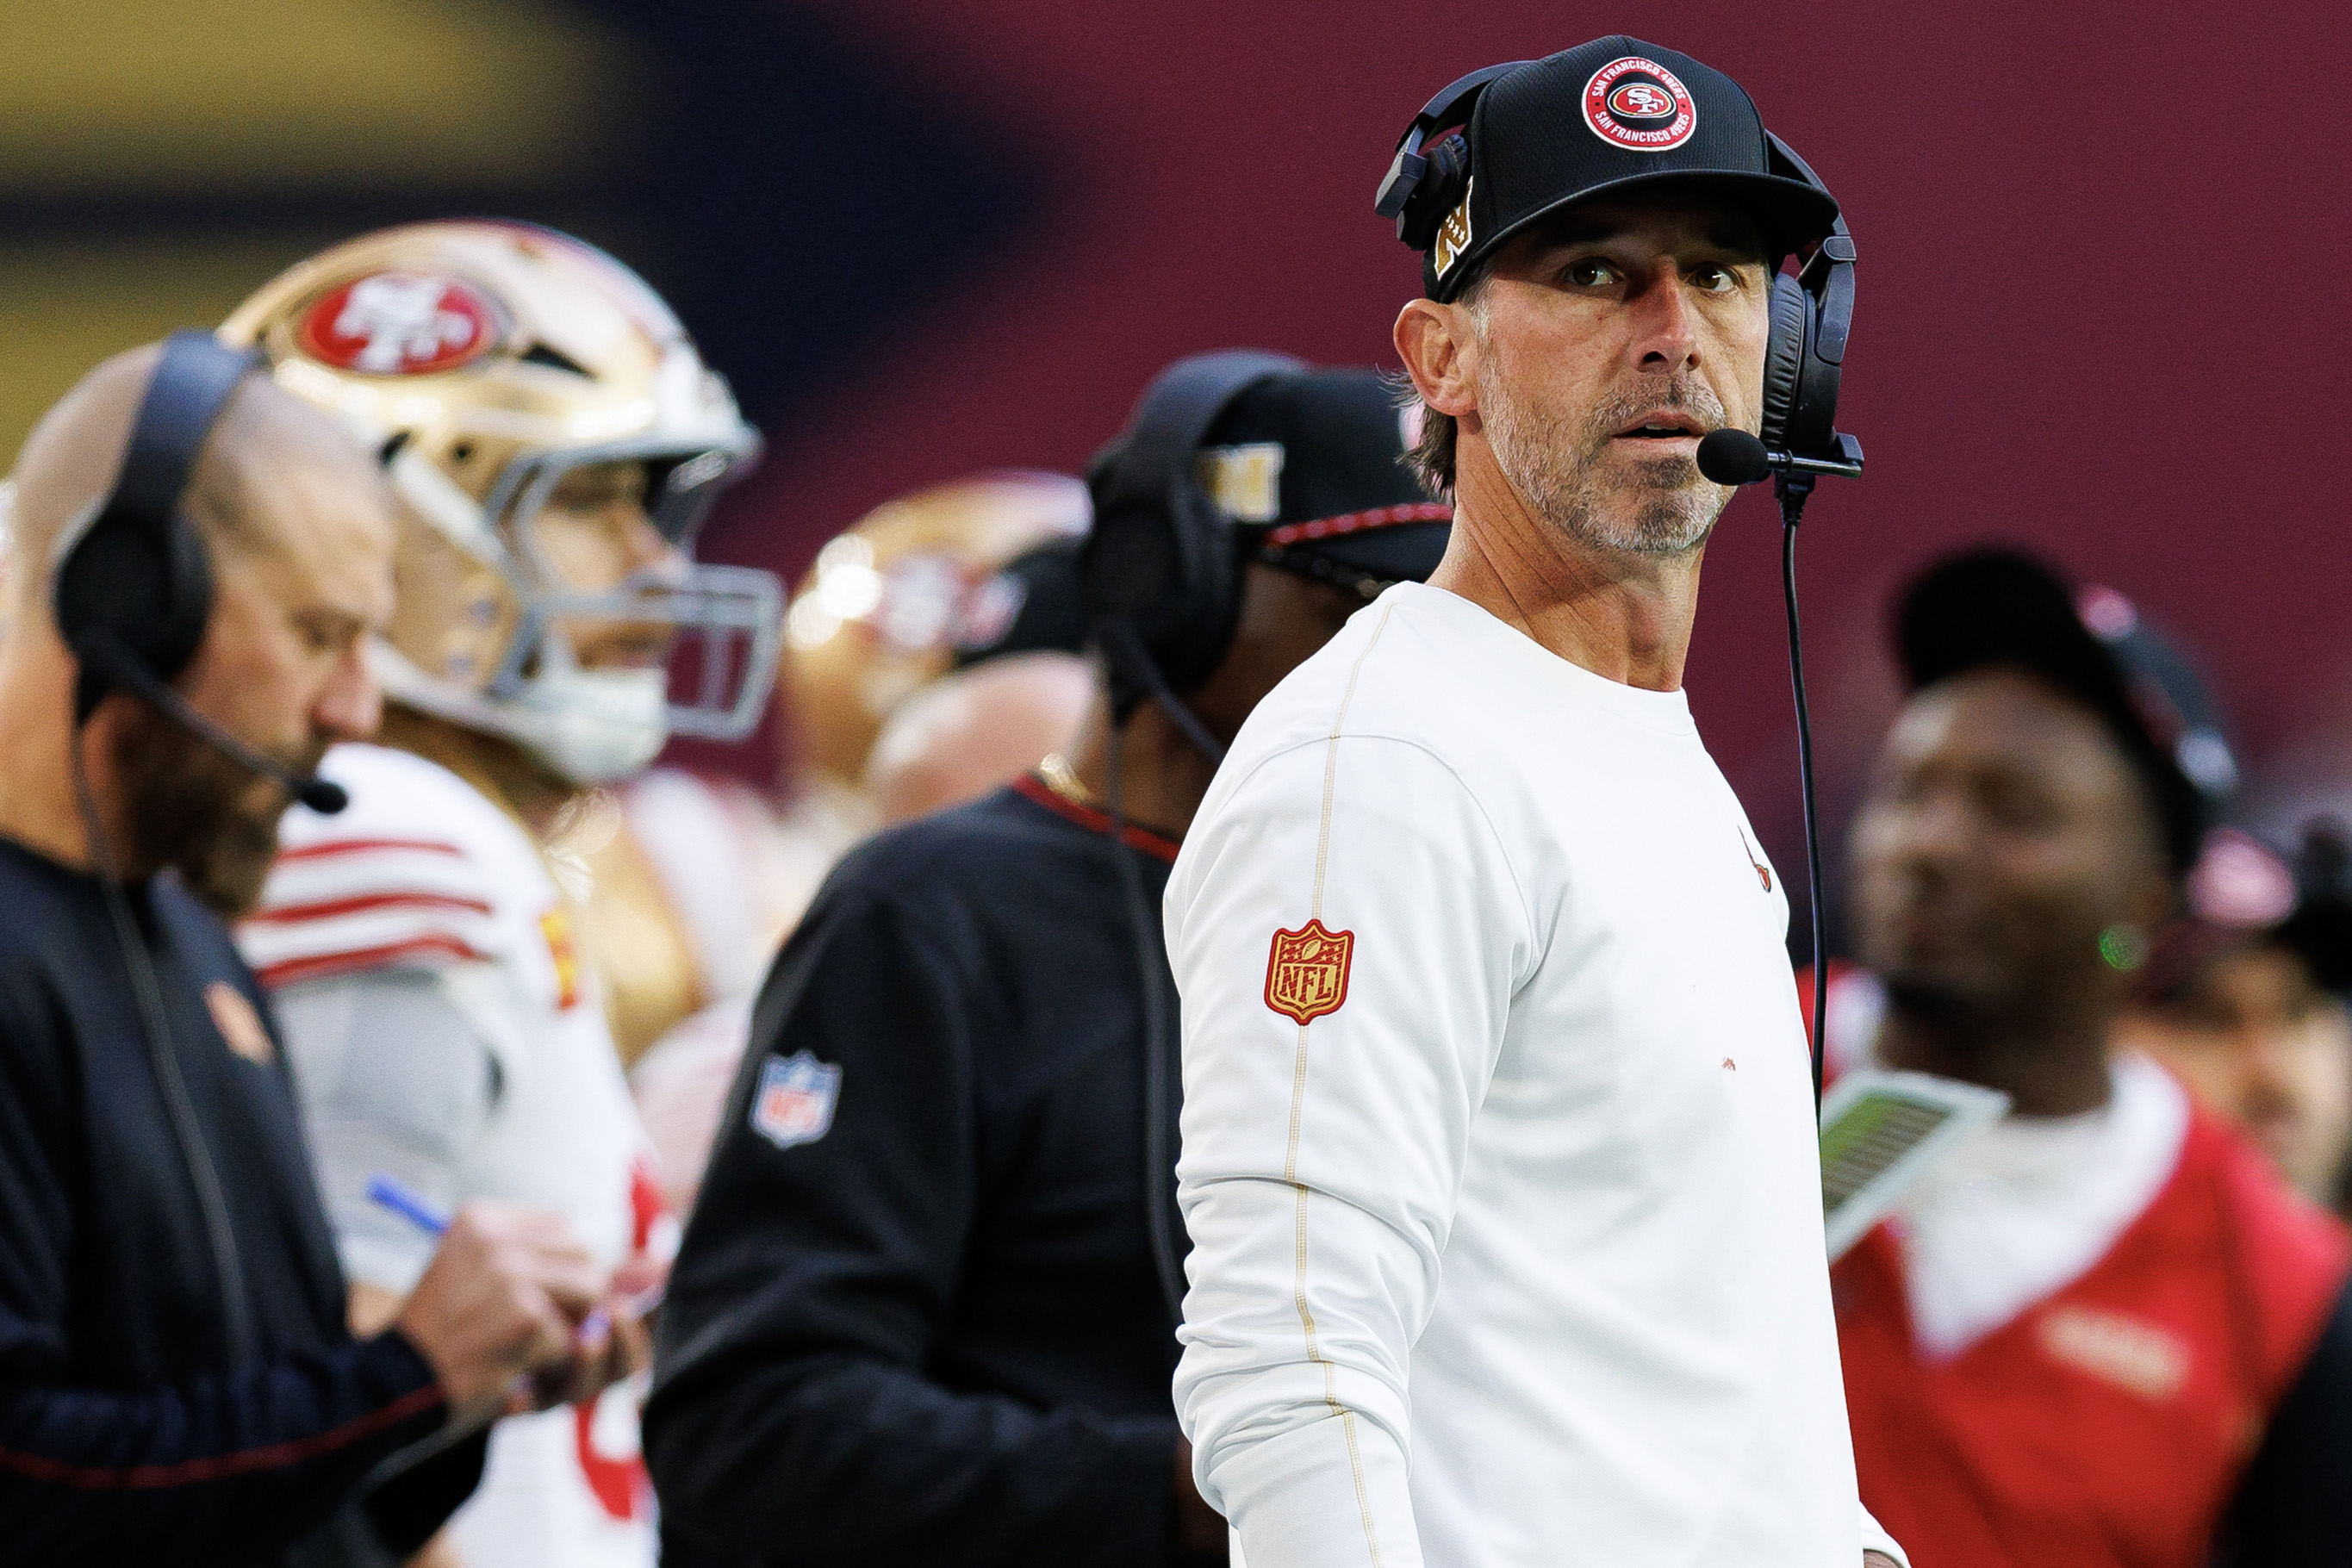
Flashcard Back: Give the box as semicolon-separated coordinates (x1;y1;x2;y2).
681;0;2352;888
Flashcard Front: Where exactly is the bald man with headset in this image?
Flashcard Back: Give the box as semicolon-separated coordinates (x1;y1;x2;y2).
0;339;633;1565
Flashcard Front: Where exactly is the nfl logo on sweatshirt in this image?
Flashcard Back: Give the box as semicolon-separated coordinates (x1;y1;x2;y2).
1264;920;1354;1024
752;1051;840;1149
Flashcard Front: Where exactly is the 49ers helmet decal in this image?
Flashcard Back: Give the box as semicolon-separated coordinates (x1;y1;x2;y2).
296;274;501;376
222;221;781;785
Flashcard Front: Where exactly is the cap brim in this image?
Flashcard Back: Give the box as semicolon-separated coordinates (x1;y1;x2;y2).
1439;170;1839;302
1287;519;1452;586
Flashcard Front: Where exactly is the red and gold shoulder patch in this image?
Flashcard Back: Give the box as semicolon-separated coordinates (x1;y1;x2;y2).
1264;919;1354;1025
205;981;275;1068
540;905;582;1011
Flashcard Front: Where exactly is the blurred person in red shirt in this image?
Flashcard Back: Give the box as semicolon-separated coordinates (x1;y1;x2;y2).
2117;824;2352;1216
1816;549;2352;1568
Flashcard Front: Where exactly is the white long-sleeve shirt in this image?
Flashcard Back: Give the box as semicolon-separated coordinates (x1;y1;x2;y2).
1167;582;1903;1568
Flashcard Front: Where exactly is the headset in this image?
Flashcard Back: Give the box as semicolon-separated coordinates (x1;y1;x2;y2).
1374;64;1864;1108
53;332;350;812
1080;348;1304;753
46;330;316;1365
1372;63;1858;472
1077;349;1306;1324
54;332;258;725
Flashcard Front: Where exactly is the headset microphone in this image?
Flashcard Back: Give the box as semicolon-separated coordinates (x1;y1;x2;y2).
1694;420;1856;1111
1698;428;1865;488
75;630;349;815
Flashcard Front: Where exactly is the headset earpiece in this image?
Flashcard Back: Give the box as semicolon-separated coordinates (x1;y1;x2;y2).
1080;350;1304;706
51;330;258;725
1374;62;1530;253
1756;134;1857;465
1758;272;1809;454
1394;134;1472;253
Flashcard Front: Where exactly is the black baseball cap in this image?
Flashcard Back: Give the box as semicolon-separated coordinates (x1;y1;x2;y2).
1893;548;2237;877
1196;369;1453;595
1416;38;1839;302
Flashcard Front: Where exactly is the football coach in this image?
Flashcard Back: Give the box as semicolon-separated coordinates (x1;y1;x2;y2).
0;343;628;1565
1165;40;1905;1568
644;360;1451;1568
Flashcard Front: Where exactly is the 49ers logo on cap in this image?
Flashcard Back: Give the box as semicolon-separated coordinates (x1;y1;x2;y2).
297;271;497;376
1583;57;1697;152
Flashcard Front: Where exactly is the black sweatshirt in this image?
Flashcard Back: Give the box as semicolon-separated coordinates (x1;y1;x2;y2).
2225;1276;2352;1564
647;779;1202;1568
0;837;468;1565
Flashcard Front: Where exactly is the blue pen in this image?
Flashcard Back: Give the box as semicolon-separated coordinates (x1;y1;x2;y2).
368;1173;643;1353
367;1174;451;1237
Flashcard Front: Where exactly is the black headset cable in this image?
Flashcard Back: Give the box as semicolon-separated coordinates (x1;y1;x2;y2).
1101;715;1191;1328
70;724;259;1363
1777;481;1831;1113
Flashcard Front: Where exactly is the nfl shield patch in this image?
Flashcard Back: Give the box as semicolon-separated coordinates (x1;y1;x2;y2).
1264;919;1355;1024
751;1051;841;1150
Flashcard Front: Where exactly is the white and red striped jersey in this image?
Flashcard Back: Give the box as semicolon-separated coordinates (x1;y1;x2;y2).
239;742;670;1568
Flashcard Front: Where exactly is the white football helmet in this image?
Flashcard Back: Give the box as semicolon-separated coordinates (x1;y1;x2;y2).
221;221;780;784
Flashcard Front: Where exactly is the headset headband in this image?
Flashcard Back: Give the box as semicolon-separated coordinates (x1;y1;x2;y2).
1373;60;1532;233
1096;349;1306;525
55;331;258;722
1764;133;1856;362
109;332;261;532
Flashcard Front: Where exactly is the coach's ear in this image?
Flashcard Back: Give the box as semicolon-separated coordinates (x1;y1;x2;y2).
1393;296;1480;426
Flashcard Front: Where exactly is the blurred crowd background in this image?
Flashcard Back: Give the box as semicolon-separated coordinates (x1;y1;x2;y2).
12;0;2352;913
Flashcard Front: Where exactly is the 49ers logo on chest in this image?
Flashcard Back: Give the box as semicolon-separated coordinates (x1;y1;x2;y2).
1264;919;1355;1025
1583;57;1697;152
296;271;499;376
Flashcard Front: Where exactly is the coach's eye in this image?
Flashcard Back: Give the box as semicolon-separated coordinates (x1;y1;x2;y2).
1565;258;1619;289
1691;264;1737;293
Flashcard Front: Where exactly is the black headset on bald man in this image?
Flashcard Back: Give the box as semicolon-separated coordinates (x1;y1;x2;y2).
44;329;356;1365
51;328;347;815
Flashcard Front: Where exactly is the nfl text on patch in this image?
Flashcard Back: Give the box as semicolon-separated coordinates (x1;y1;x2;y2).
1263;919;1355;1025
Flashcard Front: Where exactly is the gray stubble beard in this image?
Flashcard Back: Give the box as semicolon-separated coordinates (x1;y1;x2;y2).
1475;344;1733;559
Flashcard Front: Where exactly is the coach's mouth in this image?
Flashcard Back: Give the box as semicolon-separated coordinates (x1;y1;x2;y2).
1609;412;1708;454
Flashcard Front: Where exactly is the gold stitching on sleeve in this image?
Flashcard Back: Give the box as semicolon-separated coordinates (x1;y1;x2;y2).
1285;600;1396;1566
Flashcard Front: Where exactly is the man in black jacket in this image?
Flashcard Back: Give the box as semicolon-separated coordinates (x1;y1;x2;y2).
0;343;637;1565
646;362;1451;1566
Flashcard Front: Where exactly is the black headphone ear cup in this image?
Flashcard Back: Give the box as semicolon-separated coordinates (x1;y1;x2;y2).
1758;271;1808;452
53;506;215;721
1080;495;1179;635
1079;351;1298;706
1398;134;1471;252
53;510;215;676
1152;481;1237;691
